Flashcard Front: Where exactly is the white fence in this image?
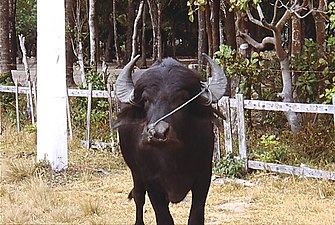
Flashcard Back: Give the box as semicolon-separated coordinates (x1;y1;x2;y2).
1;84;335;180
219;94;335;180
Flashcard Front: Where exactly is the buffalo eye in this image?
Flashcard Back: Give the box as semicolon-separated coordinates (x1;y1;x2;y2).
174;91;190;105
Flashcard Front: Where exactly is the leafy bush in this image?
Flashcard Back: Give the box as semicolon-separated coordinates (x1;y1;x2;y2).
291;38;335;103
249;134;287;163
213;152;246;178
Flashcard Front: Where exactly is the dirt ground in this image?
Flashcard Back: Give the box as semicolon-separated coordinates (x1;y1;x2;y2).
1;127;335;225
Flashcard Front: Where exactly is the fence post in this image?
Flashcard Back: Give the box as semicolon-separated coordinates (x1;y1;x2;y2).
66;88;73;141
236;94;247;165
15;80;20;132
107;83;116;153
222;96;233;155
28;81;35;126
86;83;93;149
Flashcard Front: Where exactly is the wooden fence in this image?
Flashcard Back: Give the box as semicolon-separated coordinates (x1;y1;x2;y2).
1;84;335;180
219;94;335;180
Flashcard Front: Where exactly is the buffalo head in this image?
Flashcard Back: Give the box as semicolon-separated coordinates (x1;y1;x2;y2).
114;54;227;145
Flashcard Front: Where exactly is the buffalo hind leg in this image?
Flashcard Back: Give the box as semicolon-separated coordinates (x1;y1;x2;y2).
147;184;174;225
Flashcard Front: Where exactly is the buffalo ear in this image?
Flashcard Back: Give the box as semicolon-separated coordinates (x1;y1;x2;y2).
111;105;145;129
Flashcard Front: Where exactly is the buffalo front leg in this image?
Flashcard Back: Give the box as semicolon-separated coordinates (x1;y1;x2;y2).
188;174;211;225
146;184;174;225
130;176;146;225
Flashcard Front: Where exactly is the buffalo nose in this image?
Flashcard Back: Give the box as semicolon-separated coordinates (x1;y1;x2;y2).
154;121;170;139
147;121;170;141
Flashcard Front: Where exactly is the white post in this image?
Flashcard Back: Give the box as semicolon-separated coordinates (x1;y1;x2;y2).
222;97;233;154
236;94;247;161
37;0;68;170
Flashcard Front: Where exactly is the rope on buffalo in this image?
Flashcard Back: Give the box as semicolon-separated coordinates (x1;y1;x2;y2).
147;87;212;134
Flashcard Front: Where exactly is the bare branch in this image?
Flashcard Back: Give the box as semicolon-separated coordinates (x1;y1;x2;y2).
256;4;265;21
271;0;280;25
276;9;291;31
245;9;266;29
237;31;275;50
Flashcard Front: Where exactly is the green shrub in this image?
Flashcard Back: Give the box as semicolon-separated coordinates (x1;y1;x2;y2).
213;152;246;178
249;134;288;163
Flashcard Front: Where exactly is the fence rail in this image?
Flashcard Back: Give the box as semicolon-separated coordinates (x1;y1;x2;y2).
0;84;113;98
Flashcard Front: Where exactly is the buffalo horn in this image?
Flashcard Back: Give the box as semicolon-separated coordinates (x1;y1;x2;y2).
201;53;227;103
115;55;141;104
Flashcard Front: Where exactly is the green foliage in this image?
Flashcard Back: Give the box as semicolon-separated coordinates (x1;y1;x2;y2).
213;152;246;178
250;134;287;163
290;38;335;103
215;44;281;99
70;68;110;139
228;0;261;11
16;0;37;56
289;38;335;103
187;0;207;22
0;72;14;107
328;1;335;29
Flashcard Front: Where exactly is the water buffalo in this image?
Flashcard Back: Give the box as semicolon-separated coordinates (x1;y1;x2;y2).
113;54;227;225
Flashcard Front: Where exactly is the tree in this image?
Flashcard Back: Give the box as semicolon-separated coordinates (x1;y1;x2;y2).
16;0;37;57
210;0;220;54
311;0;327;52
131;1;145;60
233;0;326;132
88;0;97;67
112;0;122;67
65;0;76;86
124;0;135;63
147;0;163;61
198;5;207;70
0;0;11;76
9;0;17;70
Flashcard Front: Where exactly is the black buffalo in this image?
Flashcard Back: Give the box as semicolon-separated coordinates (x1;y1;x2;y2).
113;54;227;225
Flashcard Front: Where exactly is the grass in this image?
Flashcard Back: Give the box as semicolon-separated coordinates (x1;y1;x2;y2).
1;125;335;224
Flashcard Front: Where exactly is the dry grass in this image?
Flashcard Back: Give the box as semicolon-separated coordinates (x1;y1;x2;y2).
1;126;335;224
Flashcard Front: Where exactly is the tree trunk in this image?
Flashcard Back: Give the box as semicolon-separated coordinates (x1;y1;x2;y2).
291;14;302;56
104;21;114;63
313;0;327;52
75;0;87;87
147;0;160;61
205;4;213;57
88;0;97;67
274;30;301;133
65;0;76;86
124;0;135;63
210;0;220;54
291;12;302;102
279;58;301;133
140;1;147;67
0;0;11;77
9;0;16;70
198;8;206;71
225;2;236;49
157;2;162;61
112;0;122;67
131;1;144;60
